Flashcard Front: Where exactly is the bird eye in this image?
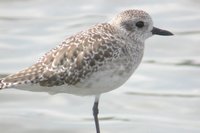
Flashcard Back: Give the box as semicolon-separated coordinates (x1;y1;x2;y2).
136;21;144;28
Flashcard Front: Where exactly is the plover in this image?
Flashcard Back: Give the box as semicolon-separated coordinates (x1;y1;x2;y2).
0;9;173;133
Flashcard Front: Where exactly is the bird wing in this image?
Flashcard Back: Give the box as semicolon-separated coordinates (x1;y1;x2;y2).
0;62;45;89
0;23;120;89
38;23;120;86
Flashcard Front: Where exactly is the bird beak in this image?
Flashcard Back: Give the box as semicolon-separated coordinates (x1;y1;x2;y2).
151;27;173;36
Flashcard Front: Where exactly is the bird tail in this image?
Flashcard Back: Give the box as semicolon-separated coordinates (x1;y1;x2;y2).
0;63;44;89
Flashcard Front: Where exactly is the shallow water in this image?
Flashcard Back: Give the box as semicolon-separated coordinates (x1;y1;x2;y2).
0;0;200;133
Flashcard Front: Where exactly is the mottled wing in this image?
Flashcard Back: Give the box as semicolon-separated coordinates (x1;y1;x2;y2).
0;63;45;89
38;23;121;87
0;23;121;89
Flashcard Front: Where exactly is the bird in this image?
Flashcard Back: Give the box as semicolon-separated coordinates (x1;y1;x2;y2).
0;9;173;133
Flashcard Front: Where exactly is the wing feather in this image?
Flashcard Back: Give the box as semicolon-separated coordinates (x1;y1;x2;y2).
39;23;120;86
0;23;121;89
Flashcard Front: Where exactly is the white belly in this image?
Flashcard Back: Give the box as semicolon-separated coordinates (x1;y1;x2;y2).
13;60;134;96
14;67;131;96
73;65;133;95
14;52;143;96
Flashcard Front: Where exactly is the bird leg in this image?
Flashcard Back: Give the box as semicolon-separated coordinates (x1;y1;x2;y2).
93;95;100;133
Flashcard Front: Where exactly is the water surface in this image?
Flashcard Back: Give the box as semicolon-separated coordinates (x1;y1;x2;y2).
0;0;200;133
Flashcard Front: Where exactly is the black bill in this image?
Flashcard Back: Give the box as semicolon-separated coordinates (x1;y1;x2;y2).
152;27;173;36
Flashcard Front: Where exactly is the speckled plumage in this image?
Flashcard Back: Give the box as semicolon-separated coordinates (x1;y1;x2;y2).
0;9;172;96
0;9;174;133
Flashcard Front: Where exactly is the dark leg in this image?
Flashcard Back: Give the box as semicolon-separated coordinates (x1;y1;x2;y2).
93;95;100;133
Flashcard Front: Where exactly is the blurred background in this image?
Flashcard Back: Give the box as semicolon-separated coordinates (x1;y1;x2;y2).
0;0;200;133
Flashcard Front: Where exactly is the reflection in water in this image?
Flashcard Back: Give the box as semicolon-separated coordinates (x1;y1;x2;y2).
175;30;200;35
83;116;130;122
144;59;200;67
126;91;200;98
176;60;200;67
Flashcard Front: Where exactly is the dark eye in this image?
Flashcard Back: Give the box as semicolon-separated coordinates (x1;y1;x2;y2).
136;21;144;28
